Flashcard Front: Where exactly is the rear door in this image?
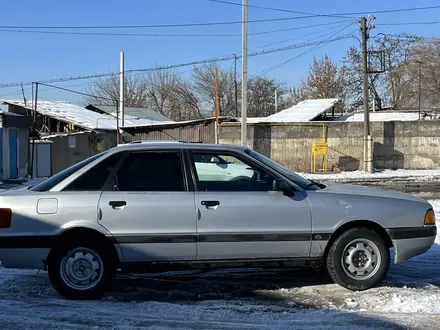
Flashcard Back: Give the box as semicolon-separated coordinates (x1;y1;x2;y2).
188;150;312;261
98;150;197;262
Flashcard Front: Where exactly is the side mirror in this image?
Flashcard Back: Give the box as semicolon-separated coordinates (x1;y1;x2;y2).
273;179;295;196
210;156;220;164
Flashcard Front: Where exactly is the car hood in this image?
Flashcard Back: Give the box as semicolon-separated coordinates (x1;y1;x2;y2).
318;183;427;203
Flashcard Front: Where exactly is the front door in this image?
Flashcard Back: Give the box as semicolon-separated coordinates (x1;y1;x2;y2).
98;150;197;262
189;150;312;260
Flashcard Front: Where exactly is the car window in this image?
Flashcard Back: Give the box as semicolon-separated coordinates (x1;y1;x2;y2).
191;151;274;192
245;149;316;189
192;153;228;164
63;152;124;191
115;151;185;192
30;151;108;192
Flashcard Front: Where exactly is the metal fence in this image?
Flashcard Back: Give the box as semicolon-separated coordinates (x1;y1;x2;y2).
122;122;216;143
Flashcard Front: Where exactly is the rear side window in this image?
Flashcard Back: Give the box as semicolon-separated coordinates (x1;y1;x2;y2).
30;151;108;192
116;151;185;192
63;152;124;191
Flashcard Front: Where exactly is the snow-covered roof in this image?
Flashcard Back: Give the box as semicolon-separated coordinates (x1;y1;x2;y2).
86;104;172;122
242;99;339;123
1;99;171;130
339;112;421;122
0;104;8;113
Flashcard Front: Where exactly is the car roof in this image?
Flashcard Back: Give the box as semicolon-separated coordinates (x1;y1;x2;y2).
113;140;248;152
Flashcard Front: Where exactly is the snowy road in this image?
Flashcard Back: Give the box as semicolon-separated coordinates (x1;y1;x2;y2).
1;202;440;329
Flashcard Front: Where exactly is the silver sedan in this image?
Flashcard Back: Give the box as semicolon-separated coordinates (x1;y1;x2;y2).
0;141;435;299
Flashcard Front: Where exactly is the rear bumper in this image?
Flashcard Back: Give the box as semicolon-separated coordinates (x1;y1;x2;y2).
386;226;436;264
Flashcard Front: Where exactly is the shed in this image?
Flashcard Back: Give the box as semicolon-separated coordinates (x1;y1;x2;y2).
1;99;171;133
0;112;33;181
121;117;232;143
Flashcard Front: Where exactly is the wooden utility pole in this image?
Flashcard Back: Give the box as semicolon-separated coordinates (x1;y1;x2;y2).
359;16;375;173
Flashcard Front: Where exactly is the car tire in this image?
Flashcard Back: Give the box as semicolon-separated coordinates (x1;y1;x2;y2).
326;227;390;291
48;238;116;300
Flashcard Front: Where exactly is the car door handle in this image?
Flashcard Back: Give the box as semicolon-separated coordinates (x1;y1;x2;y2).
201;200;220;208
109;201;126;208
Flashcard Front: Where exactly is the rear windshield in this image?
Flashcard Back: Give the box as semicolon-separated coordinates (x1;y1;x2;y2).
30;152;108;192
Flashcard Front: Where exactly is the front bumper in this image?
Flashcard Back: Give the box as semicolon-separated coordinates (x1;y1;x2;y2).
386;226;437;264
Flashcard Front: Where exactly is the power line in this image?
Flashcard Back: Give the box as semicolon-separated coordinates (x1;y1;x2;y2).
0;29;239;37
0;15;346;30
346;5;440;15
0;20;354;38
381;21;440;26
0;82;100;98
38;83;116;102
0;36;353;89
206;0;356;19
0;5;436;32
250;20;355;36
255;22;355;76
206;1;440;17
252;21;355;50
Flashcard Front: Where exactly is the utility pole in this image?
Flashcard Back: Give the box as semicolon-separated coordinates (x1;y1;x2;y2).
120;52;125;129
30;82;39;178
115;100;120;145
241;0;248;146
21;84;27;107
274;88;278;114
416;60;423;120
233;53;238;117
358;16;375;173
214;68;220;144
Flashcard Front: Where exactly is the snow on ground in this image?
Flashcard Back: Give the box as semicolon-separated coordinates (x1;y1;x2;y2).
299;168;440;181
0;202;439;328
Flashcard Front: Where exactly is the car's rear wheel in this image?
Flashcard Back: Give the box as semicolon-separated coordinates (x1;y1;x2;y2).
326;227;390;291
48;239;116;300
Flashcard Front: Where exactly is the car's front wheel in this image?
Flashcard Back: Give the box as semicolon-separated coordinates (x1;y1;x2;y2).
48;239;116;300
326;227;390;291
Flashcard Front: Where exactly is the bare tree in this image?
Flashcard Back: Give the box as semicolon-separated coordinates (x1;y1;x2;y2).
192;63;236;117
143;69;179;118
342;34;423;110
400;39;440;110
294;55;346;105
174;80;203;120
85;74;149;107
247;77;285;117
86;69;202;121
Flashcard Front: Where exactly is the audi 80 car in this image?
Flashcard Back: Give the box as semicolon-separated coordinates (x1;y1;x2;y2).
0;141;435;299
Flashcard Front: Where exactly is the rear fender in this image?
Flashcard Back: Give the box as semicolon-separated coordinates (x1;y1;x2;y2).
57;220;124;261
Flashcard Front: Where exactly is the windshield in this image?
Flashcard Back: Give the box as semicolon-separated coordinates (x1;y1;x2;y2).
245;149;318;189
30;151;108;192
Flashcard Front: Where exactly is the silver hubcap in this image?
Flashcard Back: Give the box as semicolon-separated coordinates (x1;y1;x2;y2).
341;239;381;281
60;247;104;290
